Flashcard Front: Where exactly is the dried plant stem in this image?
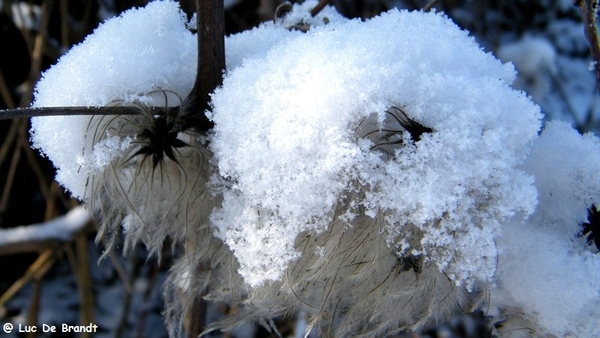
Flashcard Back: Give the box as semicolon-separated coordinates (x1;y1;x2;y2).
76;234;94;336
423;0;441;12
0;121;25;216
0;249;56;308
574;0;600;97
19;128;51;201
20;0;52;107
0;106;146;120
115;256;139;338
26;279;42;338
188;294;208;338
59;0;70;50
0;206;92;256
0;68;15;109
0;120;19;167
179;0;225;132
135;263;161;338
310;0;329;16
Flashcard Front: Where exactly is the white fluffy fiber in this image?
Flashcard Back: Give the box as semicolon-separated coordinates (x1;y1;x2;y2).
30;0;196;199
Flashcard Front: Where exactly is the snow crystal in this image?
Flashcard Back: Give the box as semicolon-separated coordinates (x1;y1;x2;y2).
210;9;541;287
494;121;600;337
225;1;346;72
30;0;196;199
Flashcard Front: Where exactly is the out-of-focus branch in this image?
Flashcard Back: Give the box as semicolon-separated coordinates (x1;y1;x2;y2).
574;0;600;97
0;106;152;120
0;206;92;256
423;0;441;12
310;0;329;16
0;249;55;308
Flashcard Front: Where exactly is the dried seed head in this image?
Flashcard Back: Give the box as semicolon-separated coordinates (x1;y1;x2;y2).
82;91;215;256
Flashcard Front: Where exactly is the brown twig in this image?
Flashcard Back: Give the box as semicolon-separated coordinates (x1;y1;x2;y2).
0;120;19;167
75;234;94;336
0;68;16;109
574;0;600;97
179;0;225;133
0;248;56;308
59;0;69;50
310;0;329;17
423;0;441;12
18;126;51;201
20;0;52;107
0;206;92;256
0;106;150;120
0;121;25;217
26;279;42;338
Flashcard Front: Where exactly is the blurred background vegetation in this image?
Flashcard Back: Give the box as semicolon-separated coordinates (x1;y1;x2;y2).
0;0;595;337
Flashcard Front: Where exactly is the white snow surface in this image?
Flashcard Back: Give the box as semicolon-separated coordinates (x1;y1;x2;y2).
209;9;541;287
30;0;197;199
494;121;600;337
0;206;90;245
25;0;600;335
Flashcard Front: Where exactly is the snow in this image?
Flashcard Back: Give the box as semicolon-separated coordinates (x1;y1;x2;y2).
225;1;346;71
492;121;600;337
209;8;541;287
0;206;90;246
30;0;196;199
25;0;600;336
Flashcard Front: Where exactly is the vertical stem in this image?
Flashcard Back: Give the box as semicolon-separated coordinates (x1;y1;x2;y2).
310;0;330;16
575;0;600;97
185;1;226;336
197;0;225;104
182;0;225;132
21;0;52;106
75;234;94;338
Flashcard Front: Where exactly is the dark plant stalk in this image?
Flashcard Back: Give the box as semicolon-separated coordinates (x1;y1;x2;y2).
310;0;330;16
184;1;225;336
574;0;600;97
0;0;225;135
178;0;225;132
0;106;146;120
423;0;441;12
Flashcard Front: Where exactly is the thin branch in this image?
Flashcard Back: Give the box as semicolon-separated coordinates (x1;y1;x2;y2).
0;121;24;217
310;0;329;17
423;0;441;12
20;0;52;106
574;0;600;97
0;106;149;120
0;120;19;167
0;248;56;308
75;234;94;337
0;68;16;109
0;206;92;256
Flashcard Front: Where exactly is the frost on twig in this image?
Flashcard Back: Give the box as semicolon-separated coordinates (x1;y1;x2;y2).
0;206;91;256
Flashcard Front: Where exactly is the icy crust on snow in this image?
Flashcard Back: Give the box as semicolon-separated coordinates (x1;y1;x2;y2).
494;121;600;337
29;0;196;199
209;9;541;287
